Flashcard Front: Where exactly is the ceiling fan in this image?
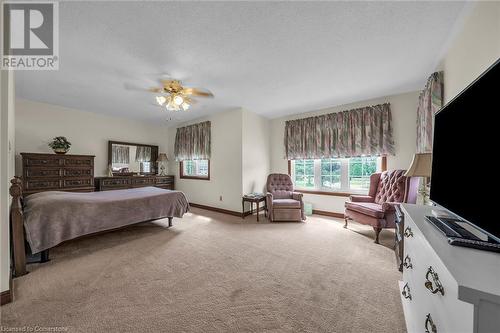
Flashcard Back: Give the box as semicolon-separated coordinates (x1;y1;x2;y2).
150;79;214;111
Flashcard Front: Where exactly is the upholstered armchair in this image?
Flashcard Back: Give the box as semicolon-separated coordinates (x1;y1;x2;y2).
344;170;418;243
266;174;305;222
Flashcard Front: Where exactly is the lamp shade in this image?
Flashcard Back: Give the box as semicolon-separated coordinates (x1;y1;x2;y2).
156;153;169;162
404;153;432;177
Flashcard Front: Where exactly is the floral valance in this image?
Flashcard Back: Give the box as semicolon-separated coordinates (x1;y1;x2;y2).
284;103;395;160
174;121;211;161
416;71;443;153
112;145;130;164
135;146;152;162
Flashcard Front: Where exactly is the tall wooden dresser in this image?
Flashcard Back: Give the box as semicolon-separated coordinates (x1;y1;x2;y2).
21;153;95;196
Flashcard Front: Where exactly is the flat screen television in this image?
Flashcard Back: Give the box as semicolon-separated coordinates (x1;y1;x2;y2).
430;58;500;242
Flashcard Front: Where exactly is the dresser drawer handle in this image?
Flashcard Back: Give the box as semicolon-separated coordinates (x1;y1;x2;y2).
401;282;412;300
403;227;413;238
425;313;437;333
424;266;445;296
403;255;413;269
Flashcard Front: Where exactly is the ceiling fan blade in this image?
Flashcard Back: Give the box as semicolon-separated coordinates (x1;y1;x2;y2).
149;87;163;93
181;88;214;98
124;83;157;93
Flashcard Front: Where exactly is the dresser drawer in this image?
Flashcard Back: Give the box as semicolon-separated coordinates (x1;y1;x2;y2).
63;167;93;178
63;178;94;188
63;157;94;167
403;216;474;333
100;178;131;187
25;167;61;178
25;179;61;191
155;176;174;185
132;177;155;187
24;157;61;167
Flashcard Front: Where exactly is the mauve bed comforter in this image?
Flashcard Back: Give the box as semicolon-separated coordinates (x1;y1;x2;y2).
23;187;190;253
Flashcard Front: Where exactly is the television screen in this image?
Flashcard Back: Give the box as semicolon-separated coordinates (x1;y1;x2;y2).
430;58;500;240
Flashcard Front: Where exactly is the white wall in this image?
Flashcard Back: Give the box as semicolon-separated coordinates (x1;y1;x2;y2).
0;70;15;293
167;109;244;212
270;91;419;214
15;99;169;177
242;109;271;196
441;1;500;103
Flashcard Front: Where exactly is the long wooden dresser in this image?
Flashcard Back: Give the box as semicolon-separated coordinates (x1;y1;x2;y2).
95;175;174;191
21;153;95;196
399;204;500;333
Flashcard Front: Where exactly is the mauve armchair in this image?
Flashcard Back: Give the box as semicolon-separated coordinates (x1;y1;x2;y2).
266;173;305;222
344;170;418;243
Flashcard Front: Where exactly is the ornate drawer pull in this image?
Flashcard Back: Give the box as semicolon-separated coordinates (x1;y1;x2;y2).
403;255;413;269
401;283;412;300
425;266;444;296
404;227;413;238
425;313;437;333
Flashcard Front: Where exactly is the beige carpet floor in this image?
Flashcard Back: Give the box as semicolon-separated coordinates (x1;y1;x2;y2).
1;208;405;333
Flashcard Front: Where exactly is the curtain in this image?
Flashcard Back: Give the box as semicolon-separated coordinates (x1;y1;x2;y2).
284;103;394;159
112;145;130;164
416;72;444;153
174;121;211;161
135;146;152;162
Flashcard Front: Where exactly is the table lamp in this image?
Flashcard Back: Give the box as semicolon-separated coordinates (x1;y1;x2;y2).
156;153;169;176
404;153;432;205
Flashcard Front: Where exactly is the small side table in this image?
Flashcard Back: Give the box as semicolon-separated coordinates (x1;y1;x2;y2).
242;195;267;222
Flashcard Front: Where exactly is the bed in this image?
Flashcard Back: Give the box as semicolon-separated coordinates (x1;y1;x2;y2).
9;177;189;277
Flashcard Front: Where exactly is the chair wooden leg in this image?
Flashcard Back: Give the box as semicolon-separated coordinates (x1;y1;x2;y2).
344;217;348;228
374;227;382;244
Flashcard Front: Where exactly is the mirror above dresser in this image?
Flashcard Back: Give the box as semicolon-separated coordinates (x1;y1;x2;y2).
108;140;159;176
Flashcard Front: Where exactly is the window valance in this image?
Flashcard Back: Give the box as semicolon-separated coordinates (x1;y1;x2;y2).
112;145;130;164
284;103;395;160
416;71;443;153
174;121;211;161
135;146;152;162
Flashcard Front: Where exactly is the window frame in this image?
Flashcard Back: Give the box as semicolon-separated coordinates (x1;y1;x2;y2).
180;160;211;180
287;156;387;197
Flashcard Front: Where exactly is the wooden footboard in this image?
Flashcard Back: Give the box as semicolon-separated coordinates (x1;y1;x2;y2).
9;177;176;278
10;177;27;277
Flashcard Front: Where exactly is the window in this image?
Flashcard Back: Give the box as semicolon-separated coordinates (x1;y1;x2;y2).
140;162;151;173
290;156;382;194
180;160;210;180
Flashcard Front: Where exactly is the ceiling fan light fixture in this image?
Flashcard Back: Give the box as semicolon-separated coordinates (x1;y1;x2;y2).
156;96;166;106
181;102;190;111
173;94;184;106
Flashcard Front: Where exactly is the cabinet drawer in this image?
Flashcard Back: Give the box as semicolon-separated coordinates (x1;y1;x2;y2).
132;177;155;187
156;177;173;185
64;157;93;167
63;178;93;188
25;167;61;178
25;179;61;191
403;217;474;333
24;157;61;167
101;178;130;187
63;168;93;178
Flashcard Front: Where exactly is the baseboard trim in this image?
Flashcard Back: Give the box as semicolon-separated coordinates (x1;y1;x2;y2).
190;202;250;218
312;209;345;219
1;271;12;305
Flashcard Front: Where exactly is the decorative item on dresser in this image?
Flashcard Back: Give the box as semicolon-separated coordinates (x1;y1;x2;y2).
21;153;95;196
95;175;174;191
399;203;500;333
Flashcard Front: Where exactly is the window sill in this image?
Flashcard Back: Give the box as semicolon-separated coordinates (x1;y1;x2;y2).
180;175;210;181
294;189;368;197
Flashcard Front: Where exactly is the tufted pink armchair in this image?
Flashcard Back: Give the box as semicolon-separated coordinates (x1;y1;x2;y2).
266;174;305;222
344;170;418;243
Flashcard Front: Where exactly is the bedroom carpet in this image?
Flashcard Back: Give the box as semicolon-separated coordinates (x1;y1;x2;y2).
1;208;405;333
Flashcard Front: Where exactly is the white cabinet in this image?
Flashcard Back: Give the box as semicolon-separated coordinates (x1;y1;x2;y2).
399;204;500;333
